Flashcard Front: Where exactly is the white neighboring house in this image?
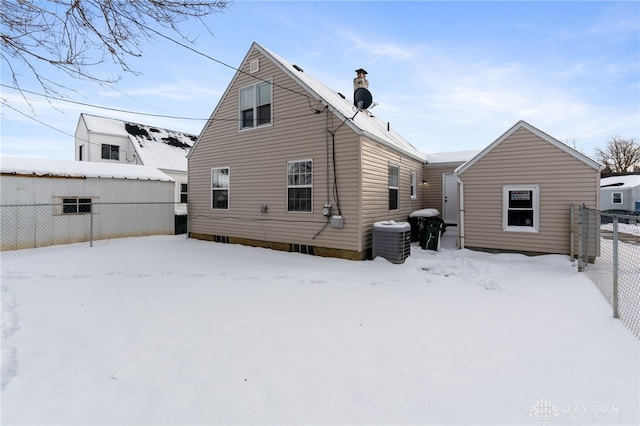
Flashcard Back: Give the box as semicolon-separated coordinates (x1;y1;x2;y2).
74;113;197;212
1;157;175;251
601;175;640;212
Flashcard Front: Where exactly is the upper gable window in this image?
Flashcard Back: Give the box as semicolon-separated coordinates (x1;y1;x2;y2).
239;80;272;130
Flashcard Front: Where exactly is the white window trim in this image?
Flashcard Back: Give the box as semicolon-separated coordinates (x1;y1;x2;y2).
238;79;273;131
287;159;313;213
502;184;539;233
612;192;623;204
211;167;230;210
388;163;399;211
410;171;417;200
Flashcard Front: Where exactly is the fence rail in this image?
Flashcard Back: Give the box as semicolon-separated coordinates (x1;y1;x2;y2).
1;202;186;254
575;205;640;339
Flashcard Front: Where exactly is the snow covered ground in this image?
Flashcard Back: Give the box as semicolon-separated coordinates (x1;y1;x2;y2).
1;230;638;425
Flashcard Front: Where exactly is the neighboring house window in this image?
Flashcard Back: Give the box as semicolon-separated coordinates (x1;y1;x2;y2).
239;80;272;129
389;164;399;210
612;192;623;204
503;185;539;232
410;171;417;200
101;144;119;160
287;160;312;212
211;168;229;209
180;183;188;203
62;197;92;214
79;145;83;161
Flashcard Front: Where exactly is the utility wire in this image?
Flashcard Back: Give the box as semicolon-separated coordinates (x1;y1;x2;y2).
100;0;315;102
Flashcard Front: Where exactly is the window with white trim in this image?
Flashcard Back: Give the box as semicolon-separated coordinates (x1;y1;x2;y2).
410;171;417;200
101;144;119;160
211;168;229;210
287;160;312;212
612;192;623;204
389;164;399;210
239;80;272;129
503;185;539;232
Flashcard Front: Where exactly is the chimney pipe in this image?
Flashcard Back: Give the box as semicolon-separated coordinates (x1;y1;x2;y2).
354;68;369;92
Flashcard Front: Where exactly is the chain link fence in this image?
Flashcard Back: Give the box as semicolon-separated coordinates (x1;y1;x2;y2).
574;205;640;339
1;202;187;256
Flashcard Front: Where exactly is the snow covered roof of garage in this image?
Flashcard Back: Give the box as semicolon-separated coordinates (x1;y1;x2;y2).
1;157;174;181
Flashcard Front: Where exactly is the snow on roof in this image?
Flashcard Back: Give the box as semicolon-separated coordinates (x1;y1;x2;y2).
425;150;481;164
256;44;426;162
1;157;174;181
81;114;197;172
601;175;640;189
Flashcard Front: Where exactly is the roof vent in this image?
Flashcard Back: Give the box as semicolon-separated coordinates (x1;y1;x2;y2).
250;59;259;74
293;64;304;72
337;92;346;99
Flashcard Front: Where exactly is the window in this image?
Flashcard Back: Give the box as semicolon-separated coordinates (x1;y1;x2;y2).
287;160;312;212
78;145;83;161
410;171;417;200
612;192;623;204
211;168;229;210
503;185;539;232
101;144;119;160
389;164;399;210
180;183;188;204
62;197;92;214
239;81;272;129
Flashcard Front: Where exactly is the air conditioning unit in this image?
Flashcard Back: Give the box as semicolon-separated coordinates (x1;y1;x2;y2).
372;221;411;264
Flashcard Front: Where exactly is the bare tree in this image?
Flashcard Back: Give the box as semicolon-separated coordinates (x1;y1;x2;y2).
596;136;640;174
1;0;231;99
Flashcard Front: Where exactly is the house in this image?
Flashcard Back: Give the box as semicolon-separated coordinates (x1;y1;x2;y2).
74;113;197;210
1;157;175;251
600;175;640;212
187;42;426;260
424;150;480;225
454;120;603;255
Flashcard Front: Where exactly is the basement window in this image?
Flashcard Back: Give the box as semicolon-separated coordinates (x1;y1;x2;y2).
503;185;539;233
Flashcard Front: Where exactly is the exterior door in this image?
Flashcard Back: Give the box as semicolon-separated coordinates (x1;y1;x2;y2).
442;173;458;225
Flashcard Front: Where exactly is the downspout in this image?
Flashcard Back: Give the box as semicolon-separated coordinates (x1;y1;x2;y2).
455;174;465;249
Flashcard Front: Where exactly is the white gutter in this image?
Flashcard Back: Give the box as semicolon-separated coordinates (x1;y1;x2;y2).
455;174;465;249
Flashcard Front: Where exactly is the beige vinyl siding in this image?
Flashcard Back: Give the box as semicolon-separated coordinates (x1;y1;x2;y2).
423;163;463;212
189;48;362;251
459;127;599;255
360;138;425;251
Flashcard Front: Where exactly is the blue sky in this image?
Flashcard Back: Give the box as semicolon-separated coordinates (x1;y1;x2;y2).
1;1;638;160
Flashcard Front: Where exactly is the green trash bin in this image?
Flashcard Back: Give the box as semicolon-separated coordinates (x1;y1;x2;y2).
419;217;444;250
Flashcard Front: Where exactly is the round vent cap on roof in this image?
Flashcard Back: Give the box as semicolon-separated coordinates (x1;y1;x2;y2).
354;87;373;110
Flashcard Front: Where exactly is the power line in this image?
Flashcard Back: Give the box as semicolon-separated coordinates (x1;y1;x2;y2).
98;0;315;101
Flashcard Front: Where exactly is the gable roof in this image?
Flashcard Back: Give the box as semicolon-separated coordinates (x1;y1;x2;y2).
455;120;604;175
1;156;173;181
191;42;425;162
79;114;197;172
